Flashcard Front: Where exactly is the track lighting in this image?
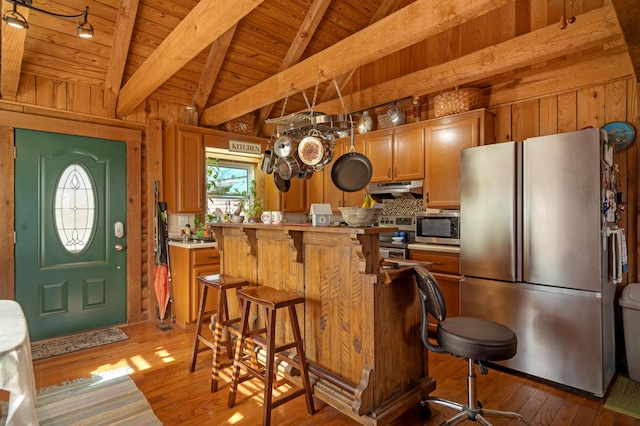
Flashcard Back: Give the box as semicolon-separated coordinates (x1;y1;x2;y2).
2;0;94;38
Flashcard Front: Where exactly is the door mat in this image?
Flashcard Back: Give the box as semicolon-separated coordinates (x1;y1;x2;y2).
604;375;640;419
0;369;161;425
31;327;129;361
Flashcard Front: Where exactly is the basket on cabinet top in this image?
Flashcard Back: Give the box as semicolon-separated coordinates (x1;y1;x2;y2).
222;113;256;135
434;88;484;117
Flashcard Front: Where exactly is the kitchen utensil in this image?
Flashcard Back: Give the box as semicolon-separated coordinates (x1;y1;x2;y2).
274;172;290;193
331;125;372;192
560;0;567;29
297;165;315;179
274;135;294;158
298;132;325;166
261;149;275;173
276;156;300;180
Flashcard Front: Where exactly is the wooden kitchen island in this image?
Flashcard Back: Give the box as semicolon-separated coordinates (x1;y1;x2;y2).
209;223;435;426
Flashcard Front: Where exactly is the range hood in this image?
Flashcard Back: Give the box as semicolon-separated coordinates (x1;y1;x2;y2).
367;180;423;199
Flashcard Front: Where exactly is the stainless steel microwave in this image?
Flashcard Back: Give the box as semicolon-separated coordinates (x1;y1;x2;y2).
415;211;460;245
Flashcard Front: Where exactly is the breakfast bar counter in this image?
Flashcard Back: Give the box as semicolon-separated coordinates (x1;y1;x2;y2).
209;223;435;425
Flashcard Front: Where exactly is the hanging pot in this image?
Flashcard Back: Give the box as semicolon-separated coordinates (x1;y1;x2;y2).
331;126;372;192
276;156;300;180
298;134;325;166
274;135;294;158
274;172;290;193
297;165;315;180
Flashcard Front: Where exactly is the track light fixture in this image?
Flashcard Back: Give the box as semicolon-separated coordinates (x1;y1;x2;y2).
2;0;94;38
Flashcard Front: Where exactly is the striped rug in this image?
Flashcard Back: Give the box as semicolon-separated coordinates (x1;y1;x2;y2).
1;370;161;425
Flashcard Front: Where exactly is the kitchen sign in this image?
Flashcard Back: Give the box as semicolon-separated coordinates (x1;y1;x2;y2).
229;140;262;154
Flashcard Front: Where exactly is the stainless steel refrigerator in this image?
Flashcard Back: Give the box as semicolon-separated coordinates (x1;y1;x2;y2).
459;128;616;397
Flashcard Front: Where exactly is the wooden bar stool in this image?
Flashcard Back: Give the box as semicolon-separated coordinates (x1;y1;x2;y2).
228;286;315;426
189;273;248;392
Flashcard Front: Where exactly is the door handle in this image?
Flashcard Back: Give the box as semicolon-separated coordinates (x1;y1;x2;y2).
115;244;126;251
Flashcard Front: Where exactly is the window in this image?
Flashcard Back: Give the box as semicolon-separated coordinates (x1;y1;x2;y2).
206;158;254;221
54;163;96;254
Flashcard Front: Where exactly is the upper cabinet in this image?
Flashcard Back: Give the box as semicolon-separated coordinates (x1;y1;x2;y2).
163;125;205;214
366;124;424;183
424;109;495;208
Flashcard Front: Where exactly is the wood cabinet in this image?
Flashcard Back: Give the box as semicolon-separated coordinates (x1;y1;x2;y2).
282;178;306;212
424;109;495;208
169;244;221;328
306;138;366;211
366;125;424;183
163;124;205;214
410;249;460;331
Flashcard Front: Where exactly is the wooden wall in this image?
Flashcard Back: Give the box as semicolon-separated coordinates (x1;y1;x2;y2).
1;72;638;327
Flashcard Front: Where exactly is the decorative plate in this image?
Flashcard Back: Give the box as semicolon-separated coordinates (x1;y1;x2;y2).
602;121;636;152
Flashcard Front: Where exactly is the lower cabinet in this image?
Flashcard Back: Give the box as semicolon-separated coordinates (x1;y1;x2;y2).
168;245;221;327
410;249;460;331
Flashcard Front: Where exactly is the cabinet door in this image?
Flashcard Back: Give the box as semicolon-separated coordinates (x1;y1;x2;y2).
282;178;306;212
324;143;345;209
429;273;460;328
425;117;478;208
191;264;221;324
177;130;205;213
393;127;424;181
365;131;393;183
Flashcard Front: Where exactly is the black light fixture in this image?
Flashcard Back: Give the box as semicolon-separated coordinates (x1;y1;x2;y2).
2;0;94;38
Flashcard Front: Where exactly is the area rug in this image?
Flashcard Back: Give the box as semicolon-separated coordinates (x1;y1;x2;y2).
605;375;640;419
1;369;161;425
31;328;129;361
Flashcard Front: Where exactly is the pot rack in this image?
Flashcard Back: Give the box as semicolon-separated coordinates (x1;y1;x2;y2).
262;73;358;191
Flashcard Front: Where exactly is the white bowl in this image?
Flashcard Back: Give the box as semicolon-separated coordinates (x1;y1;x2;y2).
231;215;244;223
338;206;384;227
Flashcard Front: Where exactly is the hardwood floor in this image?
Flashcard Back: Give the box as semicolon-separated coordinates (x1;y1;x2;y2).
27;321;639;425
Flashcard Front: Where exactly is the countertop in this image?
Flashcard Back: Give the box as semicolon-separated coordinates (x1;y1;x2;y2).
168;240;217;249
407;243;460;254
209;222;398;235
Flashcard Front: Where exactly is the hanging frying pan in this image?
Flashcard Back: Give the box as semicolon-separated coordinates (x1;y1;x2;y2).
274;172;290;193
331;125;372;192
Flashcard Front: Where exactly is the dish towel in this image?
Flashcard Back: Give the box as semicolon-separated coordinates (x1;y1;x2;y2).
608;228;627;284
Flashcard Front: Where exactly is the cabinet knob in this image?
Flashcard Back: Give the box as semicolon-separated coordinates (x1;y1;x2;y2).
387;168;391;178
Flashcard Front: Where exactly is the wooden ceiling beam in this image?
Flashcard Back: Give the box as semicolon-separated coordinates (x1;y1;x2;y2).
312;5;623;115
103;0;140;114
610;0;640;82
319;0;404;103
116;0;264;116
200;0;512;126
191;24;238;116
254;0;332;135
1;2;29;100
486;48;633;106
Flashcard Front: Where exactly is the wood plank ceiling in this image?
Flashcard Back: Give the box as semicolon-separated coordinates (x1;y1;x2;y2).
0;0;637;136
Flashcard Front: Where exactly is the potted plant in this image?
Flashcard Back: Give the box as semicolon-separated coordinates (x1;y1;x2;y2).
242;179;264;223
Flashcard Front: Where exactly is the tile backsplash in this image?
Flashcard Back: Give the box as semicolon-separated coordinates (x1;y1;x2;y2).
380;198;424;215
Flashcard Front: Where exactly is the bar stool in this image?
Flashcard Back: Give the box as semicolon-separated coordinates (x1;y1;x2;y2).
228;286;315;426
189;273;248;392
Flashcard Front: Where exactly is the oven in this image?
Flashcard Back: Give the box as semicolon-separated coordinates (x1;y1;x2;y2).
377;215;415;260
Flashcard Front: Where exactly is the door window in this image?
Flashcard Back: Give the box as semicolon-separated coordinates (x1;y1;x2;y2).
54;163;96;254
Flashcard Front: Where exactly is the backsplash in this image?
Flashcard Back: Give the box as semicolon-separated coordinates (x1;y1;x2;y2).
380;198;424;215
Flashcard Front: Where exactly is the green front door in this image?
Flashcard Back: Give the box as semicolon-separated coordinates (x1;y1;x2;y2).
15;129;127;341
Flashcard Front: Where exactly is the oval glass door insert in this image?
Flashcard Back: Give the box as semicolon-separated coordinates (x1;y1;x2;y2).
54;163;96;254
